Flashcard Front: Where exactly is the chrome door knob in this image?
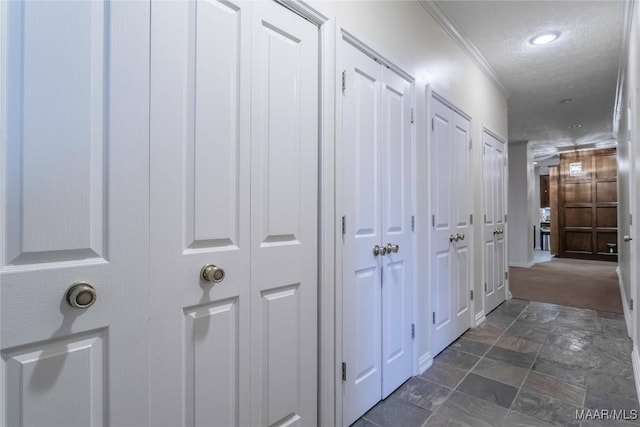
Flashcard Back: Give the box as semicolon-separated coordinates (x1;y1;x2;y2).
449;235;455;242
201;264;225;283
66;282;97;309
459;234;465;241
624;236;633;242
373;245;388;256
386;243;399;254
493;229;498;235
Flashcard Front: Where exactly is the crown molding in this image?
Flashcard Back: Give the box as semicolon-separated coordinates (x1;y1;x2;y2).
613;0;634;135
418;0;511;99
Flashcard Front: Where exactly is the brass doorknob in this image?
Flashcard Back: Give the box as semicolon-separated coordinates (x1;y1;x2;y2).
66;282;97;309
201;264;225;283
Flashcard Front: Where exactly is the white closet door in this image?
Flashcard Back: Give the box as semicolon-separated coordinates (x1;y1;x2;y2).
250;2;319;426
1;2;150;425
149;1;251;426
431;97;455;356
341;41;383;427
483;131;506;314
380;68;413;398
431;98;472;355
452;112;472;339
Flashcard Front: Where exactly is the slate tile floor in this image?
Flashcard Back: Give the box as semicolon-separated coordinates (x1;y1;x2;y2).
353;299;639;427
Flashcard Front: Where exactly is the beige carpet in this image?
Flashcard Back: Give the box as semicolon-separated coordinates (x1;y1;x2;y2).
509;257;623;313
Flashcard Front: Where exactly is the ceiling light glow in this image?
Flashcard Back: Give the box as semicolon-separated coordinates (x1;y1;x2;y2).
531;32;559;45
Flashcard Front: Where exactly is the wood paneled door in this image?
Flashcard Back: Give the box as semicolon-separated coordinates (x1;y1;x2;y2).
558;148;618;261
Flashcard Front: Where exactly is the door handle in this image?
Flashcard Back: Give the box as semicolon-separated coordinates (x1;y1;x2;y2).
373;245;387;256
66;282;97;309
458;234;465;241
386;243;399;254
201;264;225;283
624;236;633;242
449;234;455;242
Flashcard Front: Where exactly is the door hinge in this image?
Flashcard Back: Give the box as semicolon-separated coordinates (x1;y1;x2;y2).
470;290;474;300
342;215;346;236
505;271;508;280
341;70;346;94
411;323;415;339
470;214;473;225
503;157;507;166
469;138;472;150
484;214;487;223
630;214;633;226
504;214;507;222
412;215;415;232
411;108;415;124
432;118;435;131
432;215;435;227
342;362;346;381
432;312;436;324
631;299;634;310
484;283;488;292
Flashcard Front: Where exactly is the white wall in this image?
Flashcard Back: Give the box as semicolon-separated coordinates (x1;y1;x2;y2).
508;142;534;266
615;0;639;400
306;1;508;422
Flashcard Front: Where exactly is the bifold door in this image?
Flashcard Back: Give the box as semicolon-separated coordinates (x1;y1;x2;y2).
341;40;414;427
483;131;507;314
149;1;319;426
430;95;473;357
1;1;150;425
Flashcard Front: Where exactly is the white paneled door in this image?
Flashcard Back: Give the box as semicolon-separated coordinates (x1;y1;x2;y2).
431;96;473;357
1;1;150;425
149;1;318;427
342;40;414;427
483;131;507;314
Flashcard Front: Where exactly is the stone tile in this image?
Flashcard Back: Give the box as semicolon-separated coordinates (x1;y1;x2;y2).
586;373;638;401
511;389;581;427
532;357;588;386
485;312;517;329
455;373;518;409
472;358;529;388
554;316;600;333
518;310;560;326
424;413;467;427
591;335;633;359
495;335;542;355
584;389;640;414
434;390;509;427
596;316;630;336
504;321;551;344
352;417;379;427
502;411;555;427
449;337;492;356
419;361;469;389
526;301;563;312
538;345;600;370
393;377;451;412
557;306;597;319
461;322;503;345
491;301;529;319
522;371;586;407
546;327;597;352
485;345;537;369
596;311;626;320
363;396;432;427
434;348;480;371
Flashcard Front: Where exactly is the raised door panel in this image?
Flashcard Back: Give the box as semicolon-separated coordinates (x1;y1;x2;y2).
1;1;150;424
483;139;497;306
341;40;382;427
494;141;506;299
149;1;251;425
250;3;318;426
380;68;413;397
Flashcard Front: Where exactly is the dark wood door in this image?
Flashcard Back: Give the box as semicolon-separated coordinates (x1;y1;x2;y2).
540;175;550;207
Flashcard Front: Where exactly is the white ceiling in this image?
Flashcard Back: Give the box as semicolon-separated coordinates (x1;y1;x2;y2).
432;0;625;159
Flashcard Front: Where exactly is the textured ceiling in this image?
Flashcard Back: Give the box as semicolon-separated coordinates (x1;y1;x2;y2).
433;0;625;159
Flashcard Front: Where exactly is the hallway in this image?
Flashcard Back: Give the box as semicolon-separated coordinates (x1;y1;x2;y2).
355;299;637;427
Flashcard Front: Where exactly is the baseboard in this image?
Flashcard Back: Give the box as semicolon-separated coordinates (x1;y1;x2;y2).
617;266;632;338
509;261;535;268
418;352;432;375
475;311;486;327
632;345;640;406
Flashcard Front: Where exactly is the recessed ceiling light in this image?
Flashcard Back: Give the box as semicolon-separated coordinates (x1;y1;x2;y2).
558;98;575;104
568;124;582;129
533;162;539;165
531;32;559;45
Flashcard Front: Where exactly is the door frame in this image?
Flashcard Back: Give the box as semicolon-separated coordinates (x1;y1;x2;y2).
333;26;416;427
481;125;509;321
